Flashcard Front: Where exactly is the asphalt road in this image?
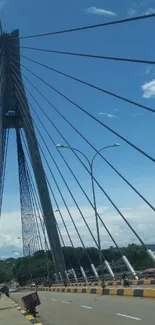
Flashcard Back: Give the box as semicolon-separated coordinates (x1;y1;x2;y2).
11;290;155;325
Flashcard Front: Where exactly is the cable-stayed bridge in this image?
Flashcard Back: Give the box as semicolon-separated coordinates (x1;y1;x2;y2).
0;11;155;307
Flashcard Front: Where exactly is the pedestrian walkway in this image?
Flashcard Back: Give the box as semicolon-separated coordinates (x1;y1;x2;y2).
0;294;30;325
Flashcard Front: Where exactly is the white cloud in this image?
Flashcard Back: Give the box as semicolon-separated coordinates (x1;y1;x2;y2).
98;112;119;119
145;66;155;77
142;79;155;98
128;8;137;16
86;7;116;16
0;0;5;9
0;210;21;240
0;233;18;247
145;8;155;15
132;112;144;117
1;203;155;257
113;108;120;112
0;211;21;233
145;66;152;75
57;204;155;248
140;1;147;5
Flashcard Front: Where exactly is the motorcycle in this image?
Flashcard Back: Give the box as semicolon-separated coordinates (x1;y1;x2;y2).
124;276;130;287
1;285;10;297
5;290;10;298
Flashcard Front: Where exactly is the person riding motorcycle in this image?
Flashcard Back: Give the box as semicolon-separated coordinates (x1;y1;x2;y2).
122;272;130;287
1;285;10;297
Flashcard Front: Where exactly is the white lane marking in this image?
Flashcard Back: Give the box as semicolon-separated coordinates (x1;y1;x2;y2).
81;305;92;310
62;301;70;304
116;313;141;321
41;297;46;299
52;298;56;301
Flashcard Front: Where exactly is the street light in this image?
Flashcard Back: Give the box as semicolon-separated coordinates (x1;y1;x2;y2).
56;143;120;286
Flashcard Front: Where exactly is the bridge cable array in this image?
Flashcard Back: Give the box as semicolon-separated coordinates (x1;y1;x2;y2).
14;68;155;216
9;57;155;249
21;131;84;280
10;54;155;163
8;41;155;279
12;67;101;280
12;12;155;39
11;47;155;66
2;14;155;281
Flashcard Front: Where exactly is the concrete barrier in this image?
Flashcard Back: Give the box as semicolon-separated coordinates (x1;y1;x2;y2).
24;286;155;298
9;298;43;325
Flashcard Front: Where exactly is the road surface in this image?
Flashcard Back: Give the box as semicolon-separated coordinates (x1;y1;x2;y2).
11;290;155;325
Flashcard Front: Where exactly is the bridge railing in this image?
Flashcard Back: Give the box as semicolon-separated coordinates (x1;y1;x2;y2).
32;271;155;287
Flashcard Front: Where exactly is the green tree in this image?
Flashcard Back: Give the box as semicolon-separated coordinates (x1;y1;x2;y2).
123;244;154;270
0;243;154;286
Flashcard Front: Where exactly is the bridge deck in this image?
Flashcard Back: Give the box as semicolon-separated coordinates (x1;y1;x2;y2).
11;290;155;325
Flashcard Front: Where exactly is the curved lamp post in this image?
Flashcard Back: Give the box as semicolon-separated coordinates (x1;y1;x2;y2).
56;143;120;284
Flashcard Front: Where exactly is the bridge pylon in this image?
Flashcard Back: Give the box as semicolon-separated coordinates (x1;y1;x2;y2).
0;29;66;280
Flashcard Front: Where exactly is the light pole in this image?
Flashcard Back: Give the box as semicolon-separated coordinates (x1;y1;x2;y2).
56;143;120;285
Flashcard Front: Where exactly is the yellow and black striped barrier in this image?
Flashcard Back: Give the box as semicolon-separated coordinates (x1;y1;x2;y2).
24;286;155;298
10;299;43;325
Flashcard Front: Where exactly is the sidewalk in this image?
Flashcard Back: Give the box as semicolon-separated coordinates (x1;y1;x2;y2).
0;294;30;324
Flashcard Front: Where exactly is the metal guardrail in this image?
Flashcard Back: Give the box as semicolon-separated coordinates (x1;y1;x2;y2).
26;271;155;287
52;272;155;285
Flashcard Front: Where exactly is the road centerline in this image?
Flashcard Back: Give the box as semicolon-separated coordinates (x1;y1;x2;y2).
116;313;141;321
81;305;92;310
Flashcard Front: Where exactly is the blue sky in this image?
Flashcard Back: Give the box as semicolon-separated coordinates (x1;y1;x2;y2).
1;0;155;256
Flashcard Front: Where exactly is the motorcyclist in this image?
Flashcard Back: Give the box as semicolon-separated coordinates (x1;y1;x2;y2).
122;272;129;287
122;272;127;279
64;280;68;287
1;285;10;297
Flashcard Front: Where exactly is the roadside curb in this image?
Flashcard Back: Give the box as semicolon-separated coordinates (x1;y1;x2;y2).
25;286;155;298
9;298;43;325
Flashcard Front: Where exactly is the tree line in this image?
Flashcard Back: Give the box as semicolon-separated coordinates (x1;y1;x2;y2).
0;243;154;285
